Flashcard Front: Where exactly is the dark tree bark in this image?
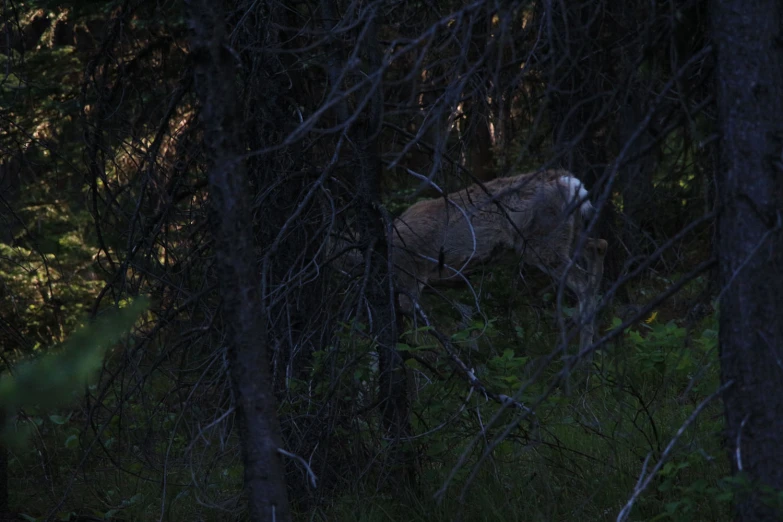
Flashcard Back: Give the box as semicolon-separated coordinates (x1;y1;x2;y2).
462;10;495;183
319;0;412;484
546;1;628;302
618;89;657;259
187;1;291;520
712;0;783;520
463;96;496;183
0;417;7;516
355;10;413;485
614;2;658;264
52;20;74;47
0;158;21;245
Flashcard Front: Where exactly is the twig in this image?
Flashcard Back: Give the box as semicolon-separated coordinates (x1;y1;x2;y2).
616;380;733;522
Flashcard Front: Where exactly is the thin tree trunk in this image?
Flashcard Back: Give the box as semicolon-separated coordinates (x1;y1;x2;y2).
618;90;656;259
547;1;626;302
355;9;413;485
616;2;658;264
0;413;7;516
319;0;412;484
712;0;783;520
463;96;496;183
187;1;291;520
463;11;495;183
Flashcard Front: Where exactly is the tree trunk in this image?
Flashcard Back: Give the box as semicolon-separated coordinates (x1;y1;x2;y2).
0;413;7;516
463;96;496;183
187;1;291;520
355;10;413;485
462;10;495;183
712;1;783;520
546;1;627;302
320;0;412;485
618;90;657;260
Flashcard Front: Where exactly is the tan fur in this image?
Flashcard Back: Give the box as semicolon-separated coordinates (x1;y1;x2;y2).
332;169;608;349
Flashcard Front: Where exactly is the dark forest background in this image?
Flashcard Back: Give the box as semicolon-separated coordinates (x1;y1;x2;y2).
1;0;781;521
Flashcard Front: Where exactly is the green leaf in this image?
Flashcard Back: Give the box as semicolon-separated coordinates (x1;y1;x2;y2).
715;490;733;502
64;434;78;449
395;342;433;353
665;501;681;514
451;330;470;342
49;413;71;425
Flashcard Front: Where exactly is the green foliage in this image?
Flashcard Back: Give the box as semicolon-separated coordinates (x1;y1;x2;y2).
606;306;719;396
0;298;148;445
318;290;728;522
650;453;735;521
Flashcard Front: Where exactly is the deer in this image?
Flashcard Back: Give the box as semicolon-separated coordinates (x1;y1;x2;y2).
327;168;608;352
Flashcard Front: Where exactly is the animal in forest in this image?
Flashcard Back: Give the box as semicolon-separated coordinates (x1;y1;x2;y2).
328;168;608;350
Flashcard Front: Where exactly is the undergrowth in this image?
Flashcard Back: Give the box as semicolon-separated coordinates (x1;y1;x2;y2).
9;273;731;522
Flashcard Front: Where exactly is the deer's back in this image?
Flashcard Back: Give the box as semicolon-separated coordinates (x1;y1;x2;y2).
391;170;573;285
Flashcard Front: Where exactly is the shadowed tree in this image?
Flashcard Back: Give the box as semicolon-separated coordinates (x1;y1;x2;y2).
712;0;783;520
187;0;291;519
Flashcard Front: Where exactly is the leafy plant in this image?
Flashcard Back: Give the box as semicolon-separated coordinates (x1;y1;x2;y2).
0;298;148;446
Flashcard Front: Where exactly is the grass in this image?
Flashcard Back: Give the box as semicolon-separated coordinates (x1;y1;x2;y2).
9;272;732;522
311;272;730;521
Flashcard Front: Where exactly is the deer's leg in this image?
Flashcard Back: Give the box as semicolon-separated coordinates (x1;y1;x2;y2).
531;256;587;353
525;236;606;355
561;267;594;354
576;286;596;355
535;246;601;356
570;238;608;356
